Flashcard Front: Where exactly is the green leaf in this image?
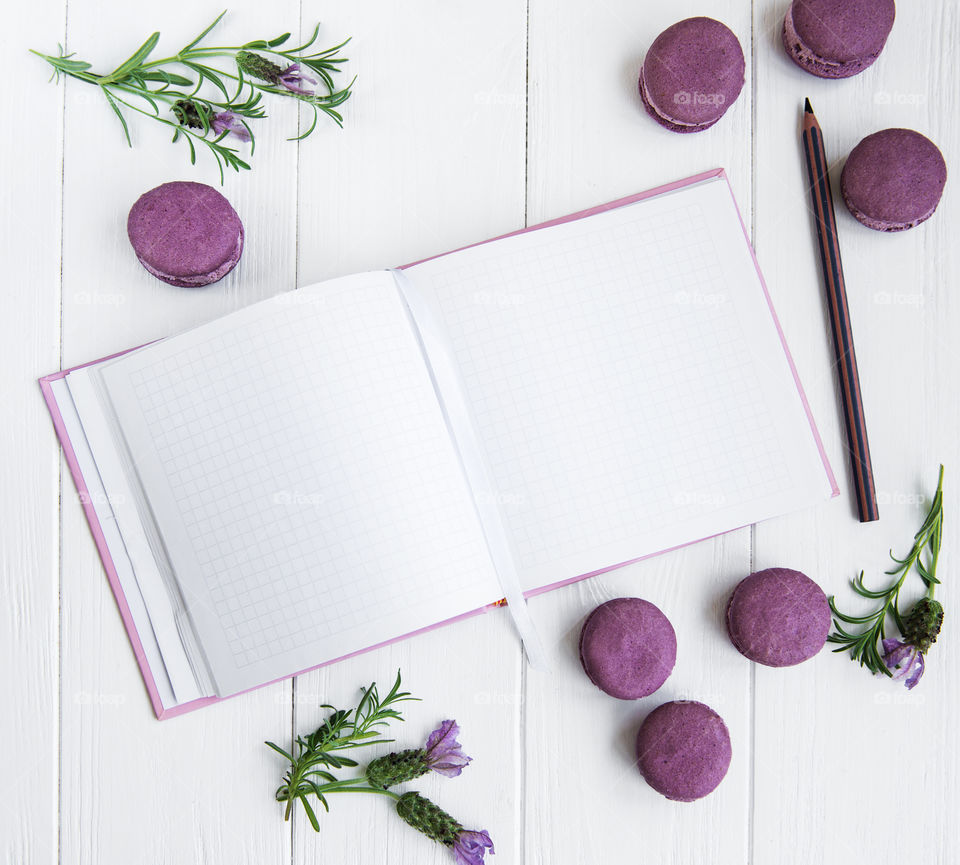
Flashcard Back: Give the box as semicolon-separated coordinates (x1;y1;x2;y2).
100;87;132;146
140;70;194;87
102;31;160;83
182;10;227;52
299;795;321;831
288;23;321;55
264;741;294;763
268;32;291;47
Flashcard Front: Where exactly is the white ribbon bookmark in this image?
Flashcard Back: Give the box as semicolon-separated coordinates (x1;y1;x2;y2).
390;268;549;670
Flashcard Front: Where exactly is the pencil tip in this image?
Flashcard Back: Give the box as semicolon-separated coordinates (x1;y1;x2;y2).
804;97;814;113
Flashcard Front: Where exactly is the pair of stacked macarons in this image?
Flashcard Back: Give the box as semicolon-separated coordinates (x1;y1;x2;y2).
579;568;831;802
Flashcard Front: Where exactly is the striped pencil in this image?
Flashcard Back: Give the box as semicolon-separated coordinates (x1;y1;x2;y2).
801;98;878;522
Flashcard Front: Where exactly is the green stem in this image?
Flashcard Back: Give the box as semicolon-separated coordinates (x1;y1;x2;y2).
278;777;401;803
139;49;240;70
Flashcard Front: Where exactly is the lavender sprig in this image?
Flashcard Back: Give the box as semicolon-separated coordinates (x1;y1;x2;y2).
828;465;944;686
30;10;353;181
266;671;415;830
266;677;494;863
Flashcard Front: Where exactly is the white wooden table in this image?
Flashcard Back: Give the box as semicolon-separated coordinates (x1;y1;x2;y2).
4;1;958;862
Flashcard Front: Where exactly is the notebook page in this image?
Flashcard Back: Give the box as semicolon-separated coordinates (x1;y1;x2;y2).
404;177;834;591
96;271;502;696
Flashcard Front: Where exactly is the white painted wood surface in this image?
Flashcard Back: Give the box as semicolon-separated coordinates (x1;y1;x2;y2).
3;1;957;863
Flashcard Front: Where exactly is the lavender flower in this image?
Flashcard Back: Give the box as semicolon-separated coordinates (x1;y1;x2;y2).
278;63;318;96
453;829;495;865
366;720;471;788
425;720;472;778
881;639;925;689
211;111;251;142
395;792;494;864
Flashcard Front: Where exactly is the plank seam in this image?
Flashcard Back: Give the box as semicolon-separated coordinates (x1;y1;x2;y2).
57;1;69;861
748;3;758;862
520;6;531;863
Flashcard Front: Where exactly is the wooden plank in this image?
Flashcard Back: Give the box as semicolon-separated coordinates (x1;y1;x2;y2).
56;3;301;862
524;1;755;862
0;3;65;863
291;2;528;863
752;1;960;862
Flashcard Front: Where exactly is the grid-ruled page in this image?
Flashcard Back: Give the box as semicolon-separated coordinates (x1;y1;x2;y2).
405;177;834;590
97;272;502;696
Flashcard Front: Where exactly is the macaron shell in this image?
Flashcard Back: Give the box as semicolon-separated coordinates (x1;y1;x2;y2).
725;568;831;667
135;226;245;287
579;598;677;699
127;181;244;287
786;0;895;71
640;17;745;129
841;129;947;231
636;701;732;802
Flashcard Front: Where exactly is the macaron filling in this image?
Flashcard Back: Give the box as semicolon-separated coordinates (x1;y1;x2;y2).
638;67;719;133
839;197;938;233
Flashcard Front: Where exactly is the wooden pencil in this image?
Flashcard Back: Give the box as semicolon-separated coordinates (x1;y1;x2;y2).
801;98;879;522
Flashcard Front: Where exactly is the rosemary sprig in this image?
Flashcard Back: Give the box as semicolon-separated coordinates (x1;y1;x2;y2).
30;10;353;181
828;465;944;676
266;671;417;831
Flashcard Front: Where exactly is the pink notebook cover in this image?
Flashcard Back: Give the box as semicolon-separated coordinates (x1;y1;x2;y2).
39;168;838;720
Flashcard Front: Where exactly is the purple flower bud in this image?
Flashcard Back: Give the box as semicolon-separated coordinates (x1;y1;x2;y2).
211;111;251;143
425;720;472;778
881;638;925;689
453;829;495;865
279;63;318;96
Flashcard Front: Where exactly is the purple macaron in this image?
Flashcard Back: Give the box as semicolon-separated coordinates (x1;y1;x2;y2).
841;128;947;231
127;181;244;287
579;598;676;699
782;0;896;79
639;17;745;134
725;568;830;667
636;701;731;802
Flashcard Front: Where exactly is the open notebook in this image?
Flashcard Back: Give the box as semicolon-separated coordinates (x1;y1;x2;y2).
41;170;837;718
